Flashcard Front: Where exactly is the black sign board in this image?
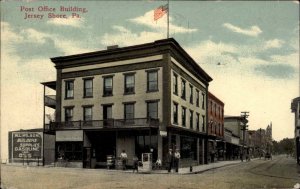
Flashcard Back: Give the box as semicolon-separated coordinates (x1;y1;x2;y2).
12;132;43;160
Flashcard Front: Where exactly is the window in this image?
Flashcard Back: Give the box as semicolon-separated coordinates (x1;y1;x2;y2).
196;113;200;131
64;107;73;122
214;104;217;116
189;85;193;104
173;102;178;124
65;80;74;99
103;76;113;96
181;79;186;99
83;106;93;121
147;101;158;119
202;115;205;131
124;103;134;120
124;74;135;94
202;93;205;109
103;105;112;120
56;142;82;161
173;73;178;95
182;107;186;127
189;110;193;129
180;136;197;160
83;78;93;97
103;105;112;126
196;90;199;107
147;70;158;92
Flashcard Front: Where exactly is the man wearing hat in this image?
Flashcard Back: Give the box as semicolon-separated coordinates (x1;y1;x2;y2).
174;149;181;173
166;148;173;173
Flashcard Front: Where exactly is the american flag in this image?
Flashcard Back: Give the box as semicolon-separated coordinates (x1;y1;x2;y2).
154;4;168;21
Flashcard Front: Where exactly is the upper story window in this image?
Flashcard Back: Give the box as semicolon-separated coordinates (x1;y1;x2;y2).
214;104;217;116
124;103;135;120
65;80;74;99
189;85;193;104
189;110;193;129
196;113;200;131
103;105;112;120
173;73;178;95
181;79;186;100
196;90;200;107
124;74;135;94
202;115;205;131
173;102;178;124
182;106;186;127
103;76;113;96
83;78;93;98
202;93;205;109
64;107;73;122
147;101;158;119
147;70;158;92
83;106;93;121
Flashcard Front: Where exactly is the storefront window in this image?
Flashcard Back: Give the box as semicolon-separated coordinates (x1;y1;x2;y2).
135;135;158;162
56;142;83;161
180;136;197;160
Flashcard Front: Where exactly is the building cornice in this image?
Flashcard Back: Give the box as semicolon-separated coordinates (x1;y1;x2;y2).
51;38;212;83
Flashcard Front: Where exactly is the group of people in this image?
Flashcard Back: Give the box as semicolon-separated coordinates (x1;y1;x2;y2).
119;149;181;173
120;150;140;173
166;148;181;173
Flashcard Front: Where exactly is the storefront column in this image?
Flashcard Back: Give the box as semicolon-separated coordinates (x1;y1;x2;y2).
176;134;180;150
157;135;163;162
197;138;200;164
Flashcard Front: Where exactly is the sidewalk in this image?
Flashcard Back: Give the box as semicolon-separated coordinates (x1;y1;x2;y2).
136;159;248;175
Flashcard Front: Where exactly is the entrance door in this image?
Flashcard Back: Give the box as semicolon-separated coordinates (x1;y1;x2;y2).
83;147;91;168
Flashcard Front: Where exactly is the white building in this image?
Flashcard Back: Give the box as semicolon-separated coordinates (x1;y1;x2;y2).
42;38;212;168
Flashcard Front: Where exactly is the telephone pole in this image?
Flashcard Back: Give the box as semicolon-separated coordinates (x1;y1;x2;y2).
241;111;249;159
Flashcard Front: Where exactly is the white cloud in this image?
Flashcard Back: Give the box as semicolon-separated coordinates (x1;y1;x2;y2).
47;16;85;28
101;25;164;46
1;21;24;44
185;40;239;66
21;28;51;44
223;23;262;37
129;10;197;34
263;39;285;50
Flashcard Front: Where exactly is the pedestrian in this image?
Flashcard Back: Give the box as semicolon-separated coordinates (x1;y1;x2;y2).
133;155;138;173
210;150;215;163
174;149;181;173
240;152;243;162
120;150;127;170
166;149;173;173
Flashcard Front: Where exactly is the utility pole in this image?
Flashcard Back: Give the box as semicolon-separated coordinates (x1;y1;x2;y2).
241;111;249;160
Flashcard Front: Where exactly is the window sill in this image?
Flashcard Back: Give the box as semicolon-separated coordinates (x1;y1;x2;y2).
147;90;159;93
124;92;135;95
65;97;74;100
83;96;93;98
103;94;113;97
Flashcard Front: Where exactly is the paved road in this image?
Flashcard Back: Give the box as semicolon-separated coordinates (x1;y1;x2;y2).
1;155;299;189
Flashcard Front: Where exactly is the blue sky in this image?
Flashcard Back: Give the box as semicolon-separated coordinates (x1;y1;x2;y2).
1;0;299;161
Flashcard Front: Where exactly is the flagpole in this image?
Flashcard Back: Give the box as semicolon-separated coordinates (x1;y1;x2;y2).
167;0;169;38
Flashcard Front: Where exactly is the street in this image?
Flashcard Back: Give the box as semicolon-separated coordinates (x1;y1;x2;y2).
1;155;299;189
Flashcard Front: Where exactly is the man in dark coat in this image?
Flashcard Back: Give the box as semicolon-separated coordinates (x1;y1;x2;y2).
166;149;173;173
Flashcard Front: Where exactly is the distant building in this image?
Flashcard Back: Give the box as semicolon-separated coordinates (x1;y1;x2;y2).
224;128;240;160
291;97;300;164
207;92;225;162
224;116;248;159
42;38;213;168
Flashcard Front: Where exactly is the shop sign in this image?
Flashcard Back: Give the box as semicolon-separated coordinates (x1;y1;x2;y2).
56;130;83;141
12;132;43;159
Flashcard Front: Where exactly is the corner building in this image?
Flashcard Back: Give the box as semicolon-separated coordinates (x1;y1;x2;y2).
43;38;212;168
